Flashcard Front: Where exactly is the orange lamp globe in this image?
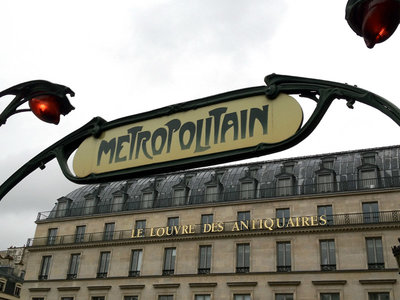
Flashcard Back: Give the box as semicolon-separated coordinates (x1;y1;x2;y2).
346;0;400;48
29;95;61;125
362;0;400;48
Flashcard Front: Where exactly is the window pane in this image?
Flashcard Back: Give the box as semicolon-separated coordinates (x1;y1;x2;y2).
97;252;110;277
47;228;57;245
75;225;86;243
129;249;143;276
363;202;379;223
366;238;384;269
277;177;292;196
124;296;138;300
234;294;251;300
195;295;211;300
241;182;254;199
112;195;124;212
68;254;80;278
321;293;340;300
368;292;390;300
103;223;115;240
173;188;186;206
318;174;334;192
142;192;153;208
276;294;293;300
205;186;218;202
318;205;333;224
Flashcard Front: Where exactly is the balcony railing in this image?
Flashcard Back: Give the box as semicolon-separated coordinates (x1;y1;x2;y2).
36;176;400;221
198;268;210;274
162;269;174;276
277;265;291;272
236;267;250;273
128;270;140;277
321;264;336;271
27;210;400;247
368;263;385;270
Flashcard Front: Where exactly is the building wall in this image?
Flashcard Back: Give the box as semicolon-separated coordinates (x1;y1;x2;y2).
22;188;400;299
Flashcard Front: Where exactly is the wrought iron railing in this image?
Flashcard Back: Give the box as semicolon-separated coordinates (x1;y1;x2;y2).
26;210;400;248
36;176;400;221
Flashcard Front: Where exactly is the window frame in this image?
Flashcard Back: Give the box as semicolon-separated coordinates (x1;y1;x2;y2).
236;243;250;273
277;241;291;272
97;251;111;278
129;249;143;277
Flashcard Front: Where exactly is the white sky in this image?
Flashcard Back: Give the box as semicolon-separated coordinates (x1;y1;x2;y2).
0;0;399;249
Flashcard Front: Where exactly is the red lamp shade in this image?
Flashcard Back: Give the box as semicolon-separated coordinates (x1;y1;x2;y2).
362;0;400;48
29;95;61;125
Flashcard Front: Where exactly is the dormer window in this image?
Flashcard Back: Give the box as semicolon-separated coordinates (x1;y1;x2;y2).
173;188;186;206
205;185;218;202
359;152;379;189
172;175;190;206
239;167;258;200
55;197;71;218
142;192;154;209
276;177;293;196
316;158;336;193
204;172;223;203
240;181;254;199
111;193;125;212
83;196;97;215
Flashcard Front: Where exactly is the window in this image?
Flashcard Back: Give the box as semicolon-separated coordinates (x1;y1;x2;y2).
317;173;334;192
195;295;211;300
276;294;293;300
167;217;179;235
97;251;110;278
318;205;333;225
61;297;74;300
360;169;377;188
142;192;153;208
277;242;291;272
173;188;186;206
366;237;384;269
163;248;176;275
159;295;173;300
241;181;254;199
32;298;45;300
234;295;251;300
205;185;218;202
47;228;58;245
91;297;105;300
75;225;86;243
236;243;250;273
56;200;69;217
112;195;124;212
237;211;250;230
124;297;138;300
103;222;115;241
67;253;80;279
321;293;340;300
363;202;379;223
276;208;290;227
39;255;51;280
129;249;143;277
201;214;213;233
368;292;390;300
277;177;293;196
320;240;336;271
0;280;5;292
198;245;212;274
84;197;96;215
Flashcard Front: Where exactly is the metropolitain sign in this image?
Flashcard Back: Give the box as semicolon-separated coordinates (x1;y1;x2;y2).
73;89;303;179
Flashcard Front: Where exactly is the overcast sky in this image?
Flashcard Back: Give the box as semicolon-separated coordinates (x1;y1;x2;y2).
0;0;399;249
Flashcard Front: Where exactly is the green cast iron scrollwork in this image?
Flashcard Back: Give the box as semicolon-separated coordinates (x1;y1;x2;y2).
1;73;400;201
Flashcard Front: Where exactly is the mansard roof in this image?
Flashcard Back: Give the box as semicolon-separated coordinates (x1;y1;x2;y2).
48;145;400;217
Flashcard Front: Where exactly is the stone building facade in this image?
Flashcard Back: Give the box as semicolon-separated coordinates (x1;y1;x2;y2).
22;145;400;300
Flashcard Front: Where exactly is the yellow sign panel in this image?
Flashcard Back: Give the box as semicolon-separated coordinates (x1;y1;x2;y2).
73;94;302;178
